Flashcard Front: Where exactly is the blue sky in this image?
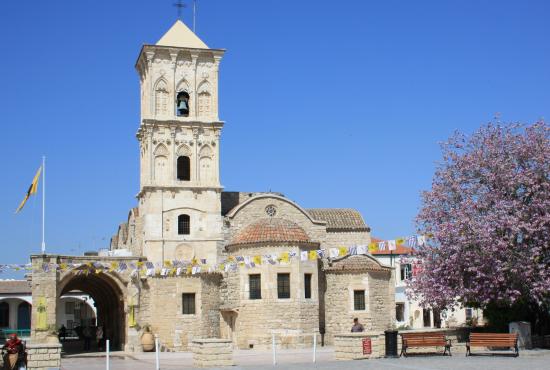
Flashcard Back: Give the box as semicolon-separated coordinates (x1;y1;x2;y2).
1;0;549;275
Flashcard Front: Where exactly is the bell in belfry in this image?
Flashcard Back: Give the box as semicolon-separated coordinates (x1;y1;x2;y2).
176;92;190;116
178;99;189;114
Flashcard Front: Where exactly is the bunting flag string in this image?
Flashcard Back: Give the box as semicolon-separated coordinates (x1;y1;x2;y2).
0;234;429;277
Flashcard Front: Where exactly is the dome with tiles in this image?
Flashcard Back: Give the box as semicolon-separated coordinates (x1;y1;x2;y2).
228;218;313;246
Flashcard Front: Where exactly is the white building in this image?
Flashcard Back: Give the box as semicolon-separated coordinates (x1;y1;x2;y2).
0;280;96;340
370;240;484;330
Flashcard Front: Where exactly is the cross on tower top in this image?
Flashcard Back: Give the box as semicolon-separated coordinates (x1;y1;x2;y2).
173;0;187;20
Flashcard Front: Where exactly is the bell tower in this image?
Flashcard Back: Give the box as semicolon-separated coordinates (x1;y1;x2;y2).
135;20;225;264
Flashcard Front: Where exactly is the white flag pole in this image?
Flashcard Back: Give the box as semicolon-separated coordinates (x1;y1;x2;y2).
41;155;46;254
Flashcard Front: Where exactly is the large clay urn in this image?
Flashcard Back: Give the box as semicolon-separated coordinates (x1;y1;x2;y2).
141;326;155;352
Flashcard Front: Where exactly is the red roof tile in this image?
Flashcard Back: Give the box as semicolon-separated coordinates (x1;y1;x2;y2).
228;218;313;247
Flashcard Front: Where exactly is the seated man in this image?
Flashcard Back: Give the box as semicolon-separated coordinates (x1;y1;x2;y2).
351;318;364;332
2;333;26;370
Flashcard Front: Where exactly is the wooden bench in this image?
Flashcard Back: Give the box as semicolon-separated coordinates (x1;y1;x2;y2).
466;333;519;357
400;332;452;357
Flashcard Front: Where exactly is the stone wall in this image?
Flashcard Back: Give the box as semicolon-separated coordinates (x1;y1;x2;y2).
334;332;384;360
224;244;320;349
192;338;233;368
225;195;328;246
26;342;62;370
323;231;371;249
324;270;395;345
140;274;221;351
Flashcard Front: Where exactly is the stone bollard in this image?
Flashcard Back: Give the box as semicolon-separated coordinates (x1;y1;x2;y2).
334;332;384;360
192;338;233;368
26;342;62;370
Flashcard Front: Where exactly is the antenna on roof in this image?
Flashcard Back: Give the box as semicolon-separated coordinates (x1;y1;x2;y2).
173;0;197;33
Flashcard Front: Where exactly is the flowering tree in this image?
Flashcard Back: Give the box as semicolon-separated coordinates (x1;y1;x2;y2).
409;121;550;314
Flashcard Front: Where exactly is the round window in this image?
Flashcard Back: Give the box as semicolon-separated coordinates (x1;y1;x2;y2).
265;205;277;217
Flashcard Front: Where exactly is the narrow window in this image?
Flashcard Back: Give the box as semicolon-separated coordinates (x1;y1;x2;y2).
176;91;190;117
0;302;9;327
353;290;365;310
277;273;291;299
396;303;405;322
400;263;412;281
249;274;261;299
304;273;312;299
182;293;196;314
465;308;473;320
178;214;190;235
423;309;432;327
177;156;191;181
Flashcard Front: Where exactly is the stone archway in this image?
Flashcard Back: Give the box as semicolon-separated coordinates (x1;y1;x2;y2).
59;272;125;351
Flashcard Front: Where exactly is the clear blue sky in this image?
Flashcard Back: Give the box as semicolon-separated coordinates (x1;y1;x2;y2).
1;0;549;274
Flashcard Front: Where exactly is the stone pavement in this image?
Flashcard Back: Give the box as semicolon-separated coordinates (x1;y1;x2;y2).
60;347;550;370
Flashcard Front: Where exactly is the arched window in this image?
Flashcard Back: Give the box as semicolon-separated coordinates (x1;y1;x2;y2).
177;156;191;181
0;302;9;327
153;144;169;182
176;91;190;117
155;79;169;116
199;145;213;182
178;214;190;235
17;302;31;330
198;92;211;117
197;82;211;117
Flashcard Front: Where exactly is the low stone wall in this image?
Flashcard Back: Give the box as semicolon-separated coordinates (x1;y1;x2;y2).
26;342;62;370
192;338;233;368
334;332;384;360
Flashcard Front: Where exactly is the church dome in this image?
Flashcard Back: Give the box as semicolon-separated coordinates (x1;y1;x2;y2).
228;218;313;247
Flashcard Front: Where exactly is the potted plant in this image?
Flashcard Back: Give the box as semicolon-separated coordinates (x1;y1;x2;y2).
140;324;155;352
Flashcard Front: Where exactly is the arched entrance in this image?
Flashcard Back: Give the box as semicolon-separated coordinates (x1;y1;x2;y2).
17;302;31;331
59;272;125;352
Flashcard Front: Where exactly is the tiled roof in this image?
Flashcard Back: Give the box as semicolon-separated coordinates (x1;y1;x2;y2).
0;280;31;294
323;254;391;273
306;208;369;232
228;218;314;247
370;237;413;255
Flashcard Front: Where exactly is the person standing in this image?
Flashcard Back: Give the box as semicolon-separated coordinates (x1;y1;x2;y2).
2;333;26;370
96;325;104;351
82;325;92;351
351;318;364;332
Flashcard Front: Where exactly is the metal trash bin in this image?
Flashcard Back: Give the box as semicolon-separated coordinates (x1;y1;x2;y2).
385;330;399;358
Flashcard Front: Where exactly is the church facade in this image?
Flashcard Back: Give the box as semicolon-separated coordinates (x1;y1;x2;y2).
30;20;395;352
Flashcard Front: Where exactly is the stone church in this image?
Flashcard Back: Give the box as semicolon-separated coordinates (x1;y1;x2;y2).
30;20;395;352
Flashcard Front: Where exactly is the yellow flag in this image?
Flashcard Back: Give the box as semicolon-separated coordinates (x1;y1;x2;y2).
128;305;136;327
36;297;48;330
368;243;377;253
15;166;42;213
338;247;348;256
110;262;118;272
253;255;262;265
396;238;405;246
308;250;317;260
280;252;290;264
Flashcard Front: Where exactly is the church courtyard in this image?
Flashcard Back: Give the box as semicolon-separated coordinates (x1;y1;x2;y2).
59;347;550;370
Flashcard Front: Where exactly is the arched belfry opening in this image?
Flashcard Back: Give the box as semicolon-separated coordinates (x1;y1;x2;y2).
176;91;190;116
59;271;125;352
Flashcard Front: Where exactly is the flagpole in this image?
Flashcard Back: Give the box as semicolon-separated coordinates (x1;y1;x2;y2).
41;155;46;254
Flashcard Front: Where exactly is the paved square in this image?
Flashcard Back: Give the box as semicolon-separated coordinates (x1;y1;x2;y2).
59;347;550;370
